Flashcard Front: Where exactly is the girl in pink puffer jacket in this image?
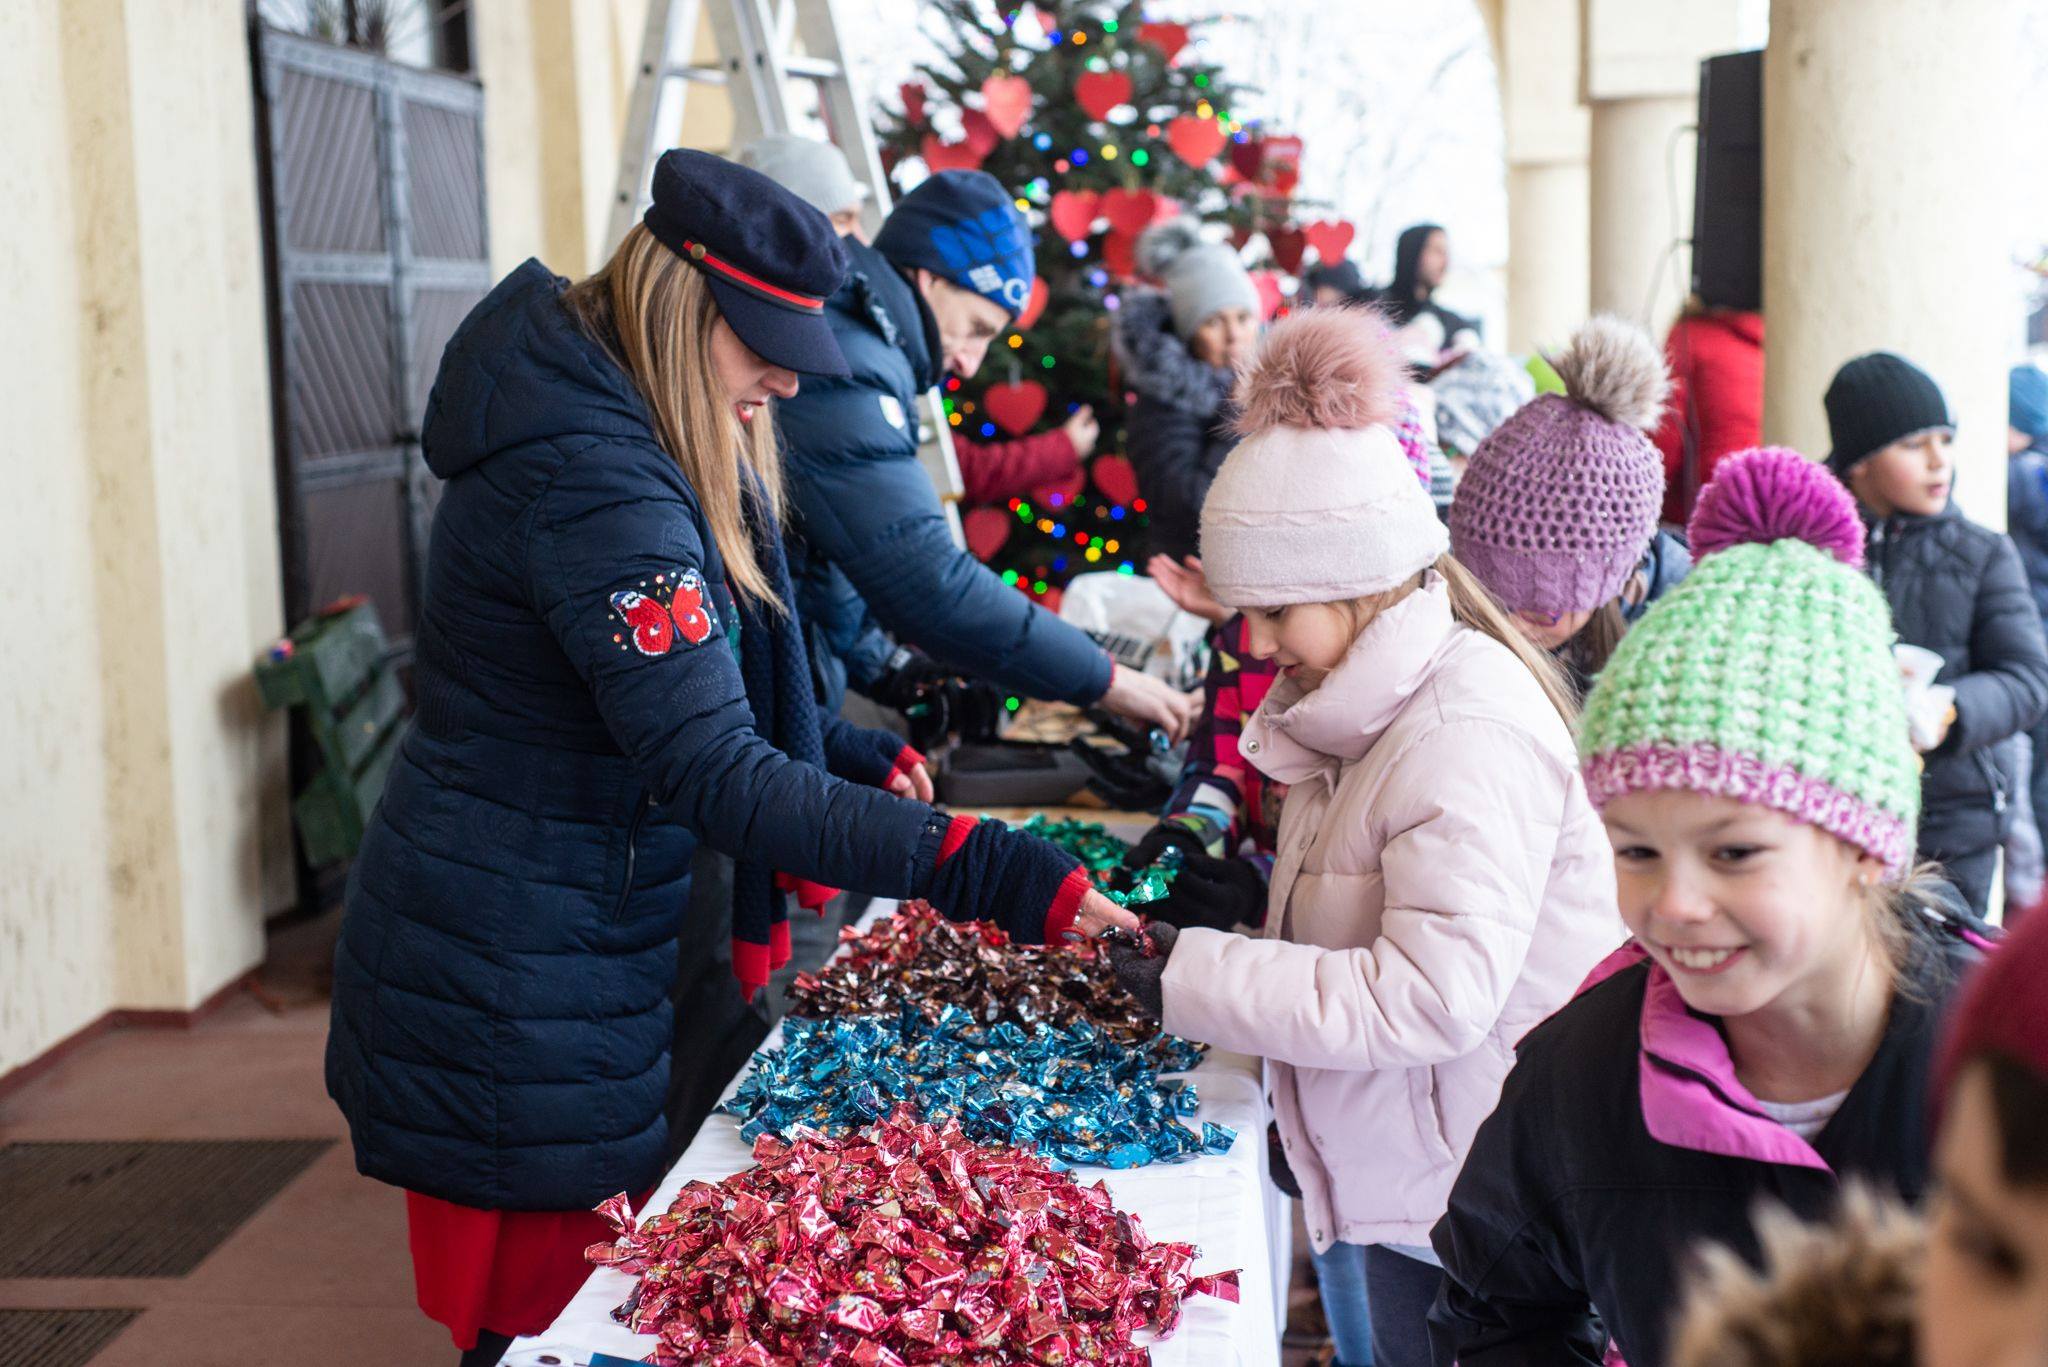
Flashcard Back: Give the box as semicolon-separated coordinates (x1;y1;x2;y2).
1108;308;1624;1367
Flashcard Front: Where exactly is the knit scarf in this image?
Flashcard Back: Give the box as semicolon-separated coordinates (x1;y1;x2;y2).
726;486;824;1000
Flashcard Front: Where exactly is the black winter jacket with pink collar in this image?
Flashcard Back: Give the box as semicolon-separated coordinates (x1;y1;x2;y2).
1428;912;1984;1367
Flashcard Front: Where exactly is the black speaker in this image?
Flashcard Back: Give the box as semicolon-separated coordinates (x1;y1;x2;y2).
1692;49;1763;312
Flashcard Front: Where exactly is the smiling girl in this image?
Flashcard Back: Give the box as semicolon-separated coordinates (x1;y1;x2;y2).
1105;307;1623;1367
1430;447;1989;1367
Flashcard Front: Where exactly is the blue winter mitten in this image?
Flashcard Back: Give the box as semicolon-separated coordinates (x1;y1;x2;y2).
1103;921;1179;1020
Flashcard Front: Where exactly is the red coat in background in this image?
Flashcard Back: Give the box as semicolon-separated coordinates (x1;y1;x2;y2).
954;428;1081;505
1652;309;1764;526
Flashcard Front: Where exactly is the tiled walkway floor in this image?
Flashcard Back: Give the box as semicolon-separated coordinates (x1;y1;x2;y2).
0;915;450;1366
0;912;1332;1367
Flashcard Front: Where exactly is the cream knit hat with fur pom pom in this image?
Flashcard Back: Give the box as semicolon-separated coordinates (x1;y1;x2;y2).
1199;306;1447;608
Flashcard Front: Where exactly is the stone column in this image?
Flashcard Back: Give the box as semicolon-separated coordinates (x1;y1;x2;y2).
1581;0;1742;337
1482;0;1592;355
1762;0;2020;527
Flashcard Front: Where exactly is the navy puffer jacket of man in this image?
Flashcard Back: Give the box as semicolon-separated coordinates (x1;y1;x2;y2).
775;237;1113;712
326;261;1074;1213
1864;504;2048;861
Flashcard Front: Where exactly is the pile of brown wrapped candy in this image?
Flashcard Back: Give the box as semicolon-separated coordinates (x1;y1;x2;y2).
786;899;1172;1047
587;1108;1238;1366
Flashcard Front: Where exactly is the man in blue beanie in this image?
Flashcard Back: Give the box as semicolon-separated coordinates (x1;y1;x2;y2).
775;169;1194;736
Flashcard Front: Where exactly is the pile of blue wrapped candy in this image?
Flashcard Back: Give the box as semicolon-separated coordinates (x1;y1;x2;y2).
721;1002;1236;1169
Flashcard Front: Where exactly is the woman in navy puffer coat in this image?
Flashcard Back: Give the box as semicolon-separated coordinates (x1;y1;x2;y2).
325;154;1128;1362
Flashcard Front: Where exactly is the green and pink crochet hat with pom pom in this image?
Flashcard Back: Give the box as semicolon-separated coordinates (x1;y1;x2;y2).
1578;446;1920;876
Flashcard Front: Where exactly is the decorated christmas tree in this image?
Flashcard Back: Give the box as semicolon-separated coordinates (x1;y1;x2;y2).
878;0;1335;600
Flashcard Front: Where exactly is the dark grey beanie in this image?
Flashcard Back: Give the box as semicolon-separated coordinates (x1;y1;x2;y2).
1824;352;1954;475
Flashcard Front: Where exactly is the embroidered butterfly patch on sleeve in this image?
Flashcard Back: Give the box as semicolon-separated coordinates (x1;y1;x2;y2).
608;569;720;656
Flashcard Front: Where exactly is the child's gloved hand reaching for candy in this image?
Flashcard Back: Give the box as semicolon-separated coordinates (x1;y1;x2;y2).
1101;922;1178;1019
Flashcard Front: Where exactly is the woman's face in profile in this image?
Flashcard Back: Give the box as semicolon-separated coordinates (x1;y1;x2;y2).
708;319;800;425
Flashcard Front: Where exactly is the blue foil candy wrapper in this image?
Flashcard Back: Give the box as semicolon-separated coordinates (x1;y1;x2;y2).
720;1003;1237;1169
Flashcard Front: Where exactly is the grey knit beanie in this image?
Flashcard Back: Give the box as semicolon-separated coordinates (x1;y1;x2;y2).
737;134;867;218
1137;218;1259;340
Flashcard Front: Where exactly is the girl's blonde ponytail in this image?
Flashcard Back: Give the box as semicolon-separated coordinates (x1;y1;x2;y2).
1437;554;1579;726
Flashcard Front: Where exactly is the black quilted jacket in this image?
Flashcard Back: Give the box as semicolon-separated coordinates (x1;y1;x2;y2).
1864;504;2048;857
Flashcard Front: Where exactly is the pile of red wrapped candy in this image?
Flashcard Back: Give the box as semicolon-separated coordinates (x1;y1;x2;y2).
788;900;1171;1047
586;1108;1239;1366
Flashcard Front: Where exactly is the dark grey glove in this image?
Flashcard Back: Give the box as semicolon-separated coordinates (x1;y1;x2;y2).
1103;921;1179;1020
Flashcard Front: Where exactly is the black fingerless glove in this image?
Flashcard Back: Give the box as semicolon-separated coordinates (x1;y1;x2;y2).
924;816;1086;945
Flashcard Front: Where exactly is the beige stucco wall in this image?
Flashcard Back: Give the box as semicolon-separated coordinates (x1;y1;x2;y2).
1581;0;1742;337
1479;0;1592;354
1;0;288;1076
1762;0;2020;528
0;0;118;1073
477;0;651;278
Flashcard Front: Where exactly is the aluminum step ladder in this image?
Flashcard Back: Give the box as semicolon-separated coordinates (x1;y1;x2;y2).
609;0;965;531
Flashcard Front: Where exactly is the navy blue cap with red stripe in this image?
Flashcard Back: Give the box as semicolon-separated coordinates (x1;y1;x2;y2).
643;148;852;377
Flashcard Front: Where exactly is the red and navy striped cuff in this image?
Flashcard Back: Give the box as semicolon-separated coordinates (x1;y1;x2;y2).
1042;867;1093;945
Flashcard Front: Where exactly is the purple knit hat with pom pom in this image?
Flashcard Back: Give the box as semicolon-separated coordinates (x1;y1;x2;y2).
1450;316;1670;617
1578;447;1919;876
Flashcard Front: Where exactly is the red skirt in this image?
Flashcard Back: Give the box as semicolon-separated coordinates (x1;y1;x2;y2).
405;1191;629;1350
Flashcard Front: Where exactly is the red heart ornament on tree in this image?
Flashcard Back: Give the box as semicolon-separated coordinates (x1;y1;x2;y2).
1090;454;1140;507
1167;115;1227;167
1229;136;1265;181
1138;21;1190;62
983;379;1049;436
1266;224;1307;274
1250;269;1285;320
1303;219;1356;263
1229;222;1254;250
922;135;985;173
1048;190;1100;241
900;81;927;125
980;74;1033;138
1015;276;1050;330
1102;228;1137;278
1100;187;1158;236
1262;134;1304;195
960;108;1000;156
963;507;1012;561
1074;70;1133;121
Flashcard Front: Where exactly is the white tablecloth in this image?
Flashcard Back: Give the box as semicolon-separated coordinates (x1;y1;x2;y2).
505;901;1286;1367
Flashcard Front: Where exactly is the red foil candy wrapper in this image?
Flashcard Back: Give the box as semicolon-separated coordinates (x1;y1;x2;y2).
789;900;1169;1045
585;1108;1240;1365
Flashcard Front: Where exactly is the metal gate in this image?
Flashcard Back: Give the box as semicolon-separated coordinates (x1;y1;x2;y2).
252;25;491;663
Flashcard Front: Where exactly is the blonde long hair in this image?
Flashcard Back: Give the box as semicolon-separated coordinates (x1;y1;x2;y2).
561;224;786;608
1346;556;1579;726
1437;555;1580;725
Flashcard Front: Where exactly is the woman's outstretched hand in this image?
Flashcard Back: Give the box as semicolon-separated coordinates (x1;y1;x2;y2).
1098;664;1198;743
1073;887;1140;938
